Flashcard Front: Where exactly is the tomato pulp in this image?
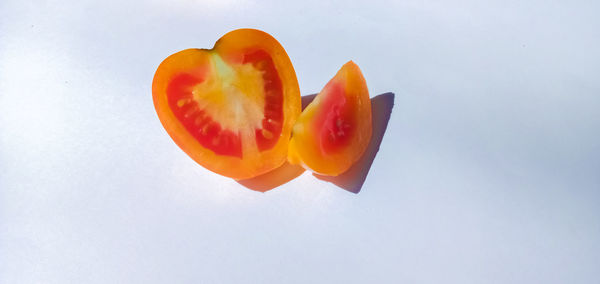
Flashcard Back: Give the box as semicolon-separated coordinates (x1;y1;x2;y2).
288;61;372;176
153;29;301;179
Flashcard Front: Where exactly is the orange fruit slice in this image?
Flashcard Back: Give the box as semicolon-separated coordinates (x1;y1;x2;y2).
288;61;372;176
152;29;301;179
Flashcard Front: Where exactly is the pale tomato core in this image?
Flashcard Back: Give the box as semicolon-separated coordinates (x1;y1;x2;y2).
165;49;284;158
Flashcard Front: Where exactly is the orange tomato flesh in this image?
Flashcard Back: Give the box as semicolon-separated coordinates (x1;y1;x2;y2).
288;61;372;176
153;29;300;180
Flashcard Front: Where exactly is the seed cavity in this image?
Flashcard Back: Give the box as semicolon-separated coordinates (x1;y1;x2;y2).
262;129;274;140
267;118;280;127
265;109;280;118
194;116;205;126
185;106;200;118
177;99;188;107
201;124;210;135
256;61;267;69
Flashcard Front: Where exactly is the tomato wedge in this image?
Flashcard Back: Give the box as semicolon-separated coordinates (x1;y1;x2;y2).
153;29;301;180
288;61;372;176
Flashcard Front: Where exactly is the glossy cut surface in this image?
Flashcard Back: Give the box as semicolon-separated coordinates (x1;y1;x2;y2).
153;29;301;179
288;61;372;176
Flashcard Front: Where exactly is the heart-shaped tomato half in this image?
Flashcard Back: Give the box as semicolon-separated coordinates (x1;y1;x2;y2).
153;29;301;180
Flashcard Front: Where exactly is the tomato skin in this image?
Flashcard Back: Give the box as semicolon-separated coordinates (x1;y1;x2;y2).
152;29;301;180
288;61;372;176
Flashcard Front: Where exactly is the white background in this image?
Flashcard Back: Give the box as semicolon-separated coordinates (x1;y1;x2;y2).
1;0;599;283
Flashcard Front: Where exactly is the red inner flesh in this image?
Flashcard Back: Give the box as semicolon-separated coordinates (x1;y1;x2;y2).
243;50;284;151
315;81;355;153
165;50;284;158
167;73;243;158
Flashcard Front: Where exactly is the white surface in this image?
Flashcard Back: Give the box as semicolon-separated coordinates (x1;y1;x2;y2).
1;0;599;283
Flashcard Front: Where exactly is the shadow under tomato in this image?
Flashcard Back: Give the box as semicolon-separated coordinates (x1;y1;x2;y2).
237;92;394;193
236;161;305;192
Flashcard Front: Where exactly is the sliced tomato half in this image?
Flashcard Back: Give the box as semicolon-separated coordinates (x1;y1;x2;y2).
288;61;372;176
153;29;301;180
